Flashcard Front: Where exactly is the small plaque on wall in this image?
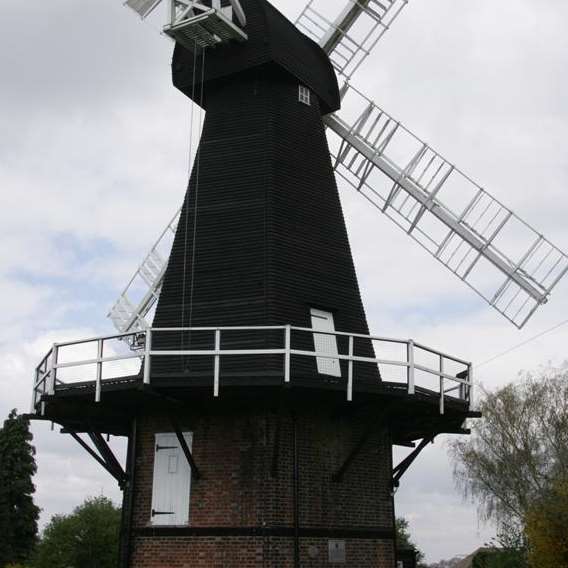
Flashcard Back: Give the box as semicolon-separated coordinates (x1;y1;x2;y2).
328;540;346;563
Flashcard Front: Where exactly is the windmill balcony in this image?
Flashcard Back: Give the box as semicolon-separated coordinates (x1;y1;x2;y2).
31;325;473;417
163;2;248;51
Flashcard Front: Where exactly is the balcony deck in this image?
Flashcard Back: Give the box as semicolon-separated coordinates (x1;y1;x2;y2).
30;325;477;443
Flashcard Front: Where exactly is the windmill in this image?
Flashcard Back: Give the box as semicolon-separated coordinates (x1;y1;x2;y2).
29;1;564;567
109;0;568;338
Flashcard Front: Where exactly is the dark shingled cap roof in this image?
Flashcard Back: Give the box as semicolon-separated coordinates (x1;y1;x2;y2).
172;0;341;114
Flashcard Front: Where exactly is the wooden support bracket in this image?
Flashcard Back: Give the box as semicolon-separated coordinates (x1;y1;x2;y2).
332;407;392;483
88;431;127;488
392;435;435;488
67;430;126;488
171;420;201;480
332;429;372;483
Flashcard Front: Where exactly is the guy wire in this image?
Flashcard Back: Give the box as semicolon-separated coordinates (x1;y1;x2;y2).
180;39;199;359
187;48;207;339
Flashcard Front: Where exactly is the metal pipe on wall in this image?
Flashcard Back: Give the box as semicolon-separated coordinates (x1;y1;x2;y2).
119;418;138;568
292;412;300;568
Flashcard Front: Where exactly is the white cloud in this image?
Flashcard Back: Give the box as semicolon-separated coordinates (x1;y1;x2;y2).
0;327;125;526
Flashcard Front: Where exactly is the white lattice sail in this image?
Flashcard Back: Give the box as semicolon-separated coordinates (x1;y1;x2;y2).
108;209;181;334
125;0;163;18
296;0;409;79
111;0;568;330
325;82;568;328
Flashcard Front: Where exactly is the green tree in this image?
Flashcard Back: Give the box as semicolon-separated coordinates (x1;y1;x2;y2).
471;547;527;568
396;517;425;566
449;366;568;537
33;496;121;568
0;409;40;566
525;477;568;568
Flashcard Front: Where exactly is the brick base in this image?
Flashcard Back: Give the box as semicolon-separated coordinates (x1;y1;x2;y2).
130;537;395;567
127;406;396;567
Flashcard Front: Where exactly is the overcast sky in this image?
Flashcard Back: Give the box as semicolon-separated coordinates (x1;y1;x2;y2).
1;0;567;563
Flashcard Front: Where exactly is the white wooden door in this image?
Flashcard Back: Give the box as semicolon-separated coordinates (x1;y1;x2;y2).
150;432;192;526
310;308;341;377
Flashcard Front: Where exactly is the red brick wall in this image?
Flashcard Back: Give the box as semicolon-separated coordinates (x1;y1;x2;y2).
129;407;395;567
130;537;395;567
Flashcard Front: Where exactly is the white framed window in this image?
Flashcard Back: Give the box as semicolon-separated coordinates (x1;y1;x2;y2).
299;84;311;106
150;432;193;526
310;308;341;377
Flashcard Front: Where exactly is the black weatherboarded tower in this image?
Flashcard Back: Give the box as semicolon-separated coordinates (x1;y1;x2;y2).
154;0;376;380
30;1;479;566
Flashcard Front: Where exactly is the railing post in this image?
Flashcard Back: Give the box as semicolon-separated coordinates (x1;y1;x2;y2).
95;339;104;403
407;340;415;395
31;366;39;414
214;329;221;397
347;335;354;402
48;344;58;396
439;355;445;415
284;325;291;383
468;364;474;411
143;329;152;385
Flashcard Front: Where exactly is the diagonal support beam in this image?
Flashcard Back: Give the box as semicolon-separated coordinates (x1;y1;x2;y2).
88;432;127;487
392;436;434;488
332;429;372;483
171;420;201;480
332;409;391;482
69;431;126;488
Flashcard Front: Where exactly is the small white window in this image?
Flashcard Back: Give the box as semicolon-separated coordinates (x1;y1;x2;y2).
299;85;311;106
151;432;193;526
310;308;341;377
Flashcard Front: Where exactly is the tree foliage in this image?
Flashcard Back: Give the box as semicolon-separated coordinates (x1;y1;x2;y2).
472;547;527;568
525;477;568;568
33;496;121;568
396;517;425;566
0;409;40;566
426;558;463;568
449;366;568;532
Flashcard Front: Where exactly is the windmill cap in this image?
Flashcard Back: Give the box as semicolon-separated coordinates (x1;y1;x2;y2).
171;0;341;115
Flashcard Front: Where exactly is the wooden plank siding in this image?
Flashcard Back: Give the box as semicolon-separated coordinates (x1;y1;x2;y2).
153;16;378;384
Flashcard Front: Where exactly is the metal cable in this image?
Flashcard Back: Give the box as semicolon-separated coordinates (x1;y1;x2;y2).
180;40;199;359
477;317;568;368
187;48;207;334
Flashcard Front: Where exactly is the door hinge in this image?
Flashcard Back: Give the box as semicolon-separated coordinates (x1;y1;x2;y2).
156;444;177;452
151;509;175;517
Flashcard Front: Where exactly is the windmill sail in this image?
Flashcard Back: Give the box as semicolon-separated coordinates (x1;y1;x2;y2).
295;0;409;79
125;0;163;19
327;82;568;328
107;0;567;333
108;208;180;334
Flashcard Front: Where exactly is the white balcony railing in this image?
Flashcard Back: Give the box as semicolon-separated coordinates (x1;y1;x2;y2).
32;326;473;416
